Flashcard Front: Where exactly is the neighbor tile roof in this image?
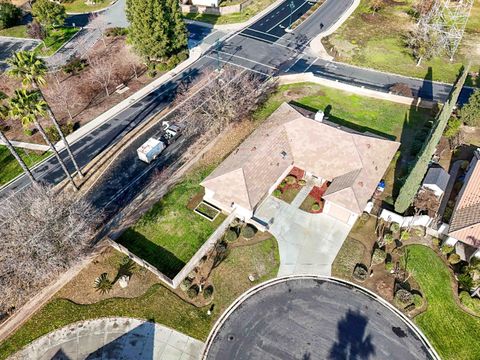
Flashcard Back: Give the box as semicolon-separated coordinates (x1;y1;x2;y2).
201;103;400;214
449;149;480;248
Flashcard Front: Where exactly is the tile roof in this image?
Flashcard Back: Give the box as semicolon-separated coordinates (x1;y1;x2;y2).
201;103;400;214
449;149;480;248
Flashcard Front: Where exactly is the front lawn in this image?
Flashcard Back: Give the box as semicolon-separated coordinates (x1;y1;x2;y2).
406;245;480;360
117;166;226;279
0;146;50;186
63;0;112;13
0;25;28;38
323;0;479;84
183;0;275;25
0;238;279;359
35;27;80;57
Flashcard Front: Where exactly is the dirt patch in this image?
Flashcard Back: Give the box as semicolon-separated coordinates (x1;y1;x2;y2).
283;88;324;100
187;189;205;210
55;247;158;304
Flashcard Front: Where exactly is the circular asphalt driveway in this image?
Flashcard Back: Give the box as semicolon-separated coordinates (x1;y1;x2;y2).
203;276;438;360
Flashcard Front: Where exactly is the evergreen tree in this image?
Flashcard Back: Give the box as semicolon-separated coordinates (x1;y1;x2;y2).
31;0;66;30
460;89;480;127
126;0;187;64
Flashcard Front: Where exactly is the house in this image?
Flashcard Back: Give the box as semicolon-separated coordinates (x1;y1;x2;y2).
422;166;450;198
190;0;219;7
446;148;480;260
201;103;399;226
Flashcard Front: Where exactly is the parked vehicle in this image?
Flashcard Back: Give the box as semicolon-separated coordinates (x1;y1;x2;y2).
162;121;182;143
137;138;166;163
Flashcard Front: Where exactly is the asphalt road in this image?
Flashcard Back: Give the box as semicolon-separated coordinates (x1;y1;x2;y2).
0;0;473;208
205;277;435;360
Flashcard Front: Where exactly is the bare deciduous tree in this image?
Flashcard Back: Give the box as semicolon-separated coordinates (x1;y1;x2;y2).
44;74;81;121
0;184;97;316
89;13;109;47
124;47;143;79
89;57;113;97
176;67;277;135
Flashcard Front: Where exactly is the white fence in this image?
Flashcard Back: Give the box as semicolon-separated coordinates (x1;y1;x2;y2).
379;209;450;238
181;0;253;15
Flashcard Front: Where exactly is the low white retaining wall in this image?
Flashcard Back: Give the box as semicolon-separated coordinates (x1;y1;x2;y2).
379;209;450;238
278;73;435;108
182;0;253;15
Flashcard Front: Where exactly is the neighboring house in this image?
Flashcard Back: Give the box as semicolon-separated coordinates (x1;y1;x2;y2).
446;148;480;260
201;103;399;226
422;166;450;198
190;0;219;6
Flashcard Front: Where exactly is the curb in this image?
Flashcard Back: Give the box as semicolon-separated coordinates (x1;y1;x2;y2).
202;275;441;360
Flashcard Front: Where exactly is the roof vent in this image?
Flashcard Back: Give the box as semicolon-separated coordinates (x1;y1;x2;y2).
314;110;324;122
281;151;287;159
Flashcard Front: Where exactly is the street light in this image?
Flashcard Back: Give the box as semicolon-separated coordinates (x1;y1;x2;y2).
288;1;296;29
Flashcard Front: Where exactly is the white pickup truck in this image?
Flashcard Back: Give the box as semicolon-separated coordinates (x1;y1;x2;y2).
136;137;166;164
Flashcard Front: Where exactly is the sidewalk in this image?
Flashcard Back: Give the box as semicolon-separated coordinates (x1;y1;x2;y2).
0;139;49;152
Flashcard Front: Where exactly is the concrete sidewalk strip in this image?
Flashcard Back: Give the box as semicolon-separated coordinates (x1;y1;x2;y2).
0;140;49;152
12;317;205;360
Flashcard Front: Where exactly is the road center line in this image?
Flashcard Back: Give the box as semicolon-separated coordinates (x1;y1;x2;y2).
267;0;310;33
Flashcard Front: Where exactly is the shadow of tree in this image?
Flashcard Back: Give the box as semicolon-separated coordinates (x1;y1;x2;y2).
328;309;375;360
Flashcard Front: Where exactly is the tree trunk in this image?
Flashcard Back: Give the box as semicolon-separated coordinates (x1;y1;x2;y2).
416;56;423;67
0;130;37;184
34;81;84;178
32;118;78;191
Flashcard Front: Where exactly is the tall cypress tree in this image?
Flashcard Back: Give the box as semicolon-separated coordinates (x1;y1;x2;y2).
126;0;188;64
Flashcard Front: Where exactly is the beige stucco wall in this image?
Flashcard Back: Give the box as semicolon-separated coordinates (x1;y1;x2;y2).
324;201;357;225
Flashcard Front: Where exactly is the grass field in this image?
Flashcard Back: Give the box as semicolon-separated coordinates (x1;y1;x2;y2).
63;0;112;13
459;291;480;317
0;238;279;359
183;0;275;25
406;245;480;360
0;146;50;186
35;27;80;57
0;25;28;38
324;0;480;84
117;166;226;278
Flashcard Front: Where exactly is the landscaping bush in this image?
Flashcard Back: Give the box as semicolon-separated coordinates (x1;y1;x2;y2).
400;231;410;241
23;128;34;137
353;263;368;281
413;293;424;309
203;285;214;300
278;181;286;189
273;189;282;198
298;179;306;186
311;202;321;211
0;2;21;30
413;227;425;237
385;261;394;272
360;212;370;222
62;57;88;75
383;233;394;245
395;289;413;308
458;273;473;291
390;222;400;232
224;228;238;243
449;253;461;265
180;277;192;292
45;125;60;143
431;237;441;247
284;175;297;185
187;284;199;299
371;248;387;265
241;224;257;239
441;244;454;255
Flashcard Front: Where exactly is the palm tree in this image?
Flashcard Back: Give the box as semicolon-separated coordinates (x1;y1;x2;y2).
9;89;78;190
0;103;37;184
6;50;84;178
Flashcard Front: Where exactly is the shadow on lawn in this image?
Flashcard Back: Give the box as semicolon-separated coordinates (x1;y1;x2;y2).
117;229;186;279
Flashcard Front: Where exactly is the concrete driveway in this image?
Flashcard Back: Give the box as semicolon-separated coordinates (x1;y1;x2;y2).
254;196;351;276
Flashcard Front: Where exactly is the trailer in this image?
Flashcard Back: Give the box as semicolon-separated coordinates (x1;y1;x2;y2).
137;138;166;164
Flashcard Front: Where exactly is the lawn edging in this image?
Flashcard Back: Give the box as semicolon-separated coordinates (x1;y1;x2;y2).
202;275;440;360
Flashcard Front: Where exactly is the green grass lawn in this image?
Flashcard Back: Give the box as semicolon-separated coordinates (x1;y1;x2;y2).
324;0;479;84
0;238;279;360
406;245;480;360
117;166;226;278
0;146;50;186
63;0;112;13
35;27;80;57
459;291;480;317
183;0;275;25
0;25;28;38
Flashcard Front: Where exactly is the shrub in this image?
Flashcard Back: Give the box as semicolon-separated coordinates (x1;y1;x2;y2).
444;117;462;138
460;89;480;127
203;285;214;300
311;203;321;211
105;27;128;37
285;175;296;185
23;128;34;137
400;231;410;241
413;227;425;237
458;273;473;291
395;289;413;307
224;228;238;242
0;2;21;30
241;224;257;239
298;179;306;186
385;261;394;272
448;253;461;265
180;277;192;292
273;189;282;198
353;264;368;281
389;82;413;97
431;237;441;247
45;125;61;143
62;57;88;74
383;233;394;245
360;212;370;222
441;244;454;255
390;222;400;232
371;248;387;265
278;181;286;189
94;273;113;294
187;284;199;299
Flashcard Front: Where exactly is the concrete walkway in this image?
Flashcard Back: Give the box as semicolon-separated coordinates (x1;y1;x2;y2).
11;318;204;360
290;177;315;208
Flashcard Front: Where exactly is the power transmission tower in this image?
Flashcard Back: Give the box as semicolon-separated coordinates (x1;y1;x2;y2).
418;0;474;60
